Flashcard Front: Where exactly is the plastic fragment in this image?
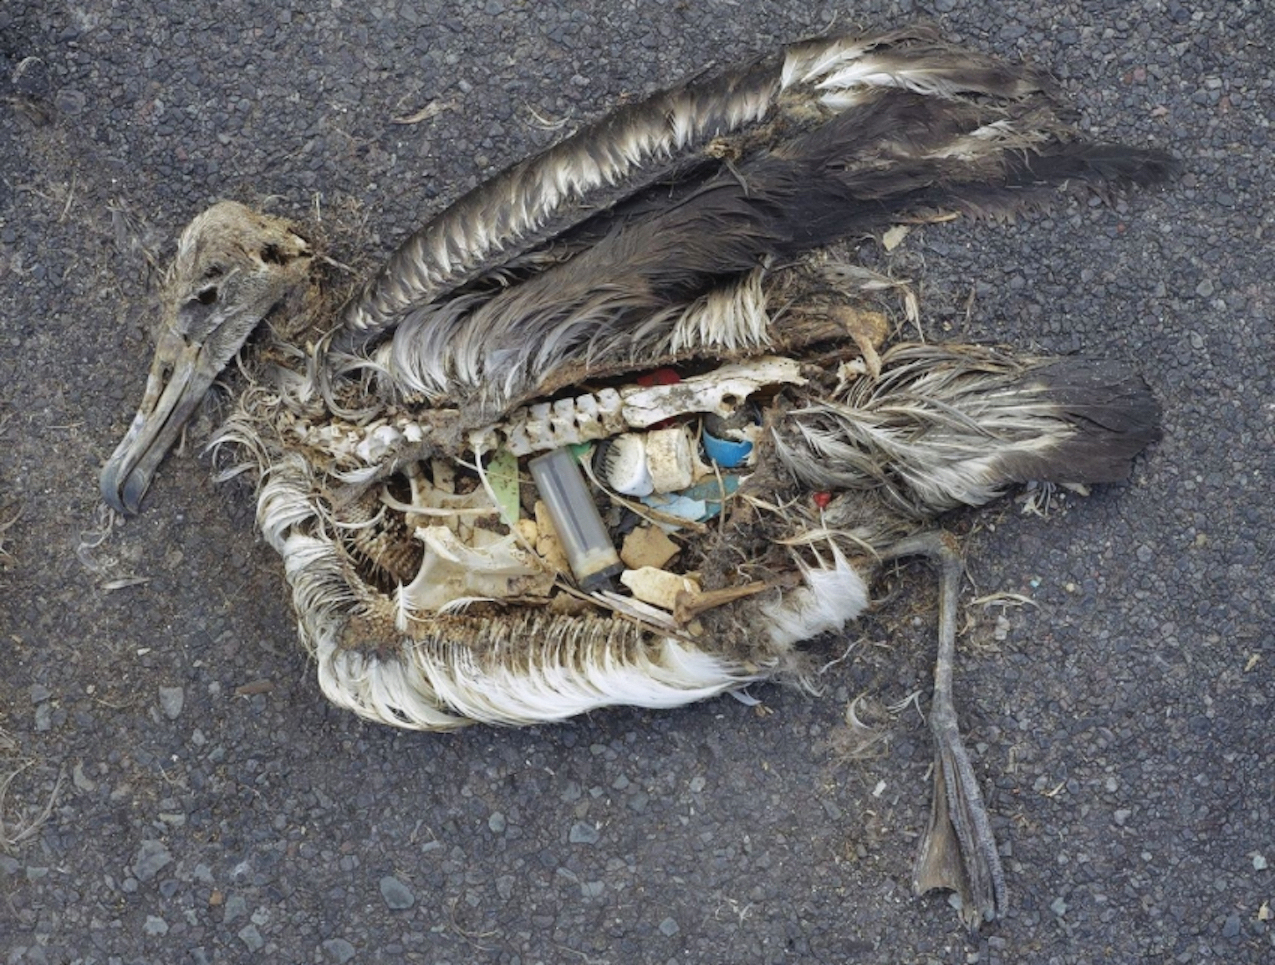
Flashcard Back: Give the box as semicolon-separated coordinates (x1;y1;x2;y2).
620;567;701;611
620;526;681;570
529;448;622;589
486;449;521;526
640;492;708;524
702;429;753;469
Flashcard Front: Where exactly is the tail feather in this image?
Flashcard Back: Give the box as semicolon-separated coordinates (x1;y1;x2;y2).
755;93;1178;239
994;358;1162;485
931;143;1181;219
773;345;1160;518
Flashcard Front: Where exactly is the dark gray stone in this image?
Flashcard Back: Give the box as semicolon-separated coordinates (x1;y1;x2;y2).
132;841;172;883
379;876;415;910
321;938;357;963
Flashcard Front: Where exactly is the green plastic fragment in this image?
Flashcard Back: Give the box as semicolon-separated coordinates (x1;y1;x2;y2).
487;449;521;526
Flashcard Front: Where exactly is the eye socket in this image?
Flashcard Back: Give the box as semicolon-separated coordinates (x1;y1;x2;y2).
261;243;286;265
195;286;219;306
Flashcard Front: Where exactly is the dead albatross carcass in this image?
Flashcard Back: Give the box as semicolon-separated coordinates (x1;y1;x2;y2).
100;28;1172;925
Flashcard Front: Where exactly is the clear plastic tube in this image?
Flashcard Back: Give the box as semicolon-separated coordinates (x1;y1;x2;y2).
529;448;623;590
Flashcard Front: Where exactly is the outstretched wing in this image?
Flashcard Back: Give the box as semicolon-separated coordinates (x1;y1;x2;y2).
336;27;1173;408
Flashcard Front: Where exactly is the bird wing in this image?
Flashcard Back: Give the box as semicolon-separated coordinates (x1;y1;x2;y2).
336;26;1061;346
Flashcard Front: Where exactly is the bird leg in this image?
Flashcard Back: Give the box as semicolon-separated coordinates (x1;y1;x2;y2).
880;531;1007;927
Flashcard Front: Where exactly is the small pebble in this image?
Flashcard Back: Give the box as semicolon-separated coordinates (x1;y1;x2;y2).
158;686;184;720
142;915;168;937
569;822;600;844
321;938;357;964
133;840;173;882
238;924;265;951
222;894;247;923
72;763;97;791
658;916;680;936
54;88;86;114
379;875;415;910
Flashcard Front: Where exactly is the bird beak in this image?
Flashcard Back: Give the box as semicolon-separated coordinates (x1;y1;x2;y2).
100;326;224;515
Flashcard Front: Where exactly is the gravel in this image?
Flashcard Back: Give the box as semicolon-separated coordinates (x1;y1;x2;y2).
321;938;357;964
157;685;184;719
378;875;416;910
1;1;1271;962
131;840;173;883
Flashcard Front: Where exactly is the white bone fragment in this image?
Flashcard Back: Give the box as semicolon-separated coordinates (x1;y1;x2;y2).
398;526;554;620
619;357;804;427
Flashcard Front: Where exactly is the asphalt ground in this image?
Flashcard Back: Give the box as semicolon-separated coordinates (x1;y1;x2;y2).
1;1;1271;962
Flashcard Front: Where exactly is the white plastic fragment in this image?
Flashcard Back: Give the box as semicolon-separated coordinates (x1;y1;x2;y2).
644;427;695;493
619;567;701;612
603;434;655;496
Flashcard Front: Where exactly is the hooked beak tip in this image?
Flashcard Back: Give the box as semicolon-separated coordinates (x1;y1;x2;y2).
100;335;217;517
99;462;145;516
120;471;149;515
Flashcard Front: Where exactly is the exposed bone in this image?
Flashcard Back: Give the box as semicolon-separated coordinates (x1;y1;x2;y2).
474;356;806;457
398;526;555;620
393;463;497;534
293;357;806;472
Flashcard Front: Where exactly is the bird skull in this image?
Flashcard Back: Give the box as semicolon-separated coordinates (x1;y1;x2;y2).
100;202;313;513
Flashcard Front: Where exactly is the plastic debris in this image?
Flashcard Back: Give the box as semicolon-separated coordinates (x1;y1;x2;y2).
620;526;681;570
702;428;753;468
530;449;623;588
620;567;701;611
486;449;521;526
